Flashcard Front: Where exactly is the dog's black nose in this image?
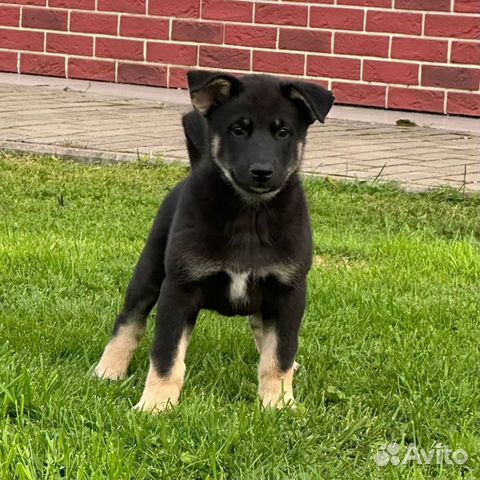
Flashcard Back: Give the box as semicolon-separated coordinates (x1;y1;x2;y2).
250;165;273;183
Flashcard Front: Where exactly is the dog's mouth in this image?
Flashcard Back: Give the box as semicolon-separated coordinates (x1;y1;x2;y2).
213;159;281;200
246;184;277;194
231;174;279;196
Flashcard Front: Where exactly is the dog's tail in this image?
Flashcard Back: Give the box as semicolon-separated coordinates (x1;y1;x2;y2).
182;110;208;169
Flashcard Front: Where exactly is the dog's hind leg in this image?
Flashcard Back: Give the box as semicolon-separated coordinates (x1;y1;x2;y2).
94;185;182;381
134;278;200;413
94;250;163;381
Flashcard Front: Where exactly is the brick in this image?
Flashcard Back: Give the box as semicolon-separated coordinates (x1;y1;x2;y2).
149;0;199;18
169;67;189;88
455;0;480;13
307;55;361;80
48;0;95;9
309;79;330;90
70;12;118;35
172;20;223;44
118;63;167;87
1;0;45;5
253;50;304;75
47;33;93;55
96;37;144;61
332;82;386;107
334;33;389;57
255;3;308;27
200;45;250;70
391;37;448;62
422;65;480;89
98;0;145;14
20;53;65;77
279;29;331;53
451;41;480;65
0;50;17;72
308;55;361;79
448;92;480;116
68;57;115;81
147;42;197;65
0;28;44;50
388;87;445;113
338;0;391;5
364;60;419;85
395;0;451;11
367;11;422;35
224;25;276;48
22;7;68;31
310;6;364;30
202;0;253;22
120;16;169;40
0;6;20;26
425;14;480;39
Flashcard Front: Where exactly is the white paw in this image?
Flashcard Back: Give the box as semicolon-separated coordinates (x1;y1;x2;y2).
293;361;301;372
133;397;175;414
94;324;144;381
133;385;181;414
94;361;127;381
261;389;295;409
259;376;295;409
133;362;183;414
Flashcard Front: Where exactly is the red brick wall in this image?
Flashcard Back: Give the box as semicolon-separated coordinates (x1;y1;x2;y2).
0;0;479;117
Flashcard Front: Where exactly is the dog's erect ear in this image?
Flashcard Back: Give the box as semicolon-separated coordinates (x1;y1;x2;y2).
187;70;242;115
282;82;335;124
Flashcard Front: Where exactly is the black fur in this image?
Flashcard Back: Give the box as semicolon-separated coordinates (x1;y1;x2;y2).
100;71;334;407
182;109;207;168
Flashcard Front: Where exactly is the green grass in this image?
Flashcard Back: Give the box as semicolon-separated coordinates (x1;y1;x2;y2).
1;152;479;479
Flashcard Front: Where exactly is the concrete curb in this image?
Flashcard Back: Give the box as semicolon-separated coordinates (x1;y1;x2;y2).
0;140;188;165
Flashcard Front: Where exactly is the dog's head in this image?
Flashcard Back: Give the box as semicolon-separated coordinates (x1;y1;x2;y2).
187;70;334;202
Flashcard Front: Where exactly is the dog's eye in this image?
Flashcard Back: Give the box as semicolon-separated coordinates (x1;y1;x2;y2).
230;125;247;137
277;127;291;139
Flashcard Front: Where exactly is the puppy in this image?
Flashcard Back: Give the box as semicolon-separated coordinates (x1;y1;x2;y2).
95;71;334;412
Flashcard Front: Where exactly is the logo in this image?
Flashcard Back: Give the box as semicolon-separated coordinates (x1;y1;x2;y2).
374;442;468;467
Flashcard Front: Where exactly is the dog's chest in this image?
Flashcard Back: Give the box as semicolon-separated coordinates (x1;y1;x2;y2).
176;202;303;312
198;264;293;316
183;215;299;292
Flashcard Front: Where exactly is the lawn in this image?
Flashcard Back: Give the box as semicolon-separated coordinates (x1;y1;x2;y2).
0;152;479;479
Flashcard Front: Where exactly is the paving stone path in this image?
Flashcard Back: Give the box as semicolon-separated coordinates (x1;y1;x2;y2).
1;83;479;192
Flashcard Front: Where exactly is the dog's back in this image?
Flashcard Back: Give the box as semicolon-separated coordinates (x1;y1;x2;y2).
182;110;208;168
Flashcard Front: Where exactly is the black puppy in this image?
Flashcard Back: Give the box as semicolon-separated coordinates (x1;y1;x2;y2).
95;71;334;412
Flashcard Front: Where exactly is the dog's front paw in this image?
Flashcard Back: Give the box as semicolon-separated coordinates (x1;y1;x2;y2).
133;364;183;414
258;365;295;409
94;353;128;381
133;384;181;414
133;395;176;414
260;385;295;409
94;325;144;380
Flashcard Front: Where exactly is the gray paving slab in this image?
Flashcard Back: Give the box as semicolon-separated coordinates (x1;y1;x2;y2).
0;83;479;193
